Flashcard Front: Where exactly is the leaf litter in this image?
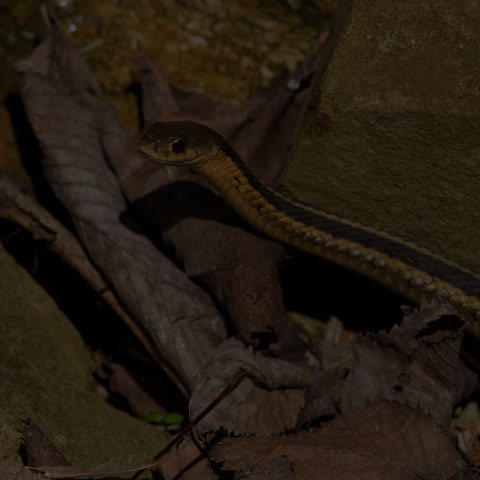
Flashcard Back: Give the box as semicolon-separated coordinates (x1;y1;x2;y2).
3;15;475;480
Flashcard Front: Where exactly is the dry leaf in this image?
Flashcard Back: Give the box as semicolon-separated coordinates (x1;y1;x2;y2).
190;338;312;435
301;300;466;428
22;422;70;468
158;437;215;480
212;400;457;479
342;300;464;428
16;26;227;390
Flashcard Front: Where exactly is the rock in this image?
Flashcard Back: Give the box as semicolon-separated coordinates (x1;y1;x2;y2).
281;0;480;272
0;246;168;466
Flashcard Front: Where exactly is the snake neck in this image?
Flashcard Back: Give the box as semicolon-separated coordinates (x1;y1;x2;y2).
197;150;285;230
196;149;480;327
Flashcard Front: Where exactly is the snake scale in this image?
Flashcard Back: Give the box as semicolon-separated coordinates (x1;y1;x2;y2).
139;121;480;334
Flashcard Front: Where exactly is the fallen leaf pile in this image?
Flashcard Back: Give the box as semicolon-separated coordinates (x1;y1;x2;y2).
1;17;476;480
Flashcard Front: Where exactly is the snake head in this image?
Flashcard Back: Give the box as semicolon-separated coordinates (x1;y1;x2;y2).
139;121;223;167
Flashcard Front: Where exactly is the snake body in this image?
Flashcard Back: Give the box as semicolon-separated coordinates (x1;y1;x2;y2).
139;121;480;331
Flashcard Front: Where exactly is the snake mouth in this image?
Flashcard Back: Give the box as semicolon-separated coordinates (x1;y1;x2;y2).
138;142;151;155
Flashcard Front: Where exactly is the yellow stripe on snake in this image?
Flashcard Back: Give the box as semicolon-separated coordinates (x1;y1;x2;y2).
139;121;480;333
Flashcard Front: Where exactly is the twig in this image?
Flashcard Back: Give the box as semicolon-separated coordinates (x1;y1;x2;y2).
129;370;246;480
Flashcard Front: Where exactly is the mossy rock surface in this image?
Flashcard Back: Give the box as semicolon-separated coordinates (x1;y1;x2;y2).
281;0;480;273
0;246;168;466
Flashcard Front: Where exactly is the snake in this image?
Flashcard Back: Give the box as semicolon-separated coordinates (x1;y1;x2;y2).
139;121;480;333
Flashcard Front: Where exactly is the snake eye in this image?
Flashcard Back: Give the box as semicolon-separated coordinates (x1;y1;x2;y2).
171;137;186;154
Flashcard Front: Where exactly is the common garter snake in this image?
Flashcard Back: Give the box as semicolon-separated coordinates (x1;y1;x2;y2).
139;121;480;333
